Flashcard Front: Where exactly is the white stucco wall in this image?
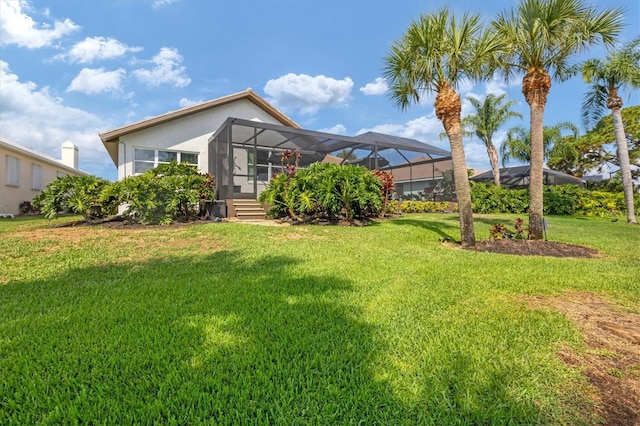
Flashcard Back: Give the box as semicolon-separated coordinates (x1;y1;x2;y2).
117;99;285;180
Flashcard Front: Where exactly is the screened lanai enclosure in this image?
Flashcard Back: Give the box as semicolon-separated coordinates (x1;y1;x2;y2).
208;117;453;200
471;166;584;188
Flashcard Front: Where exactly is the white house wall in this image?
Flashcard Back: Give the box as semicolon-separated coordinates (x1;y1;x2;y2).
117;99;286;180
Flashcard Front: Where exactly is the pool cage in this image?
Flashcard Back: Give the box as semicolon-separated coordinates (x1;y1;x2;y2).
208;117;453;201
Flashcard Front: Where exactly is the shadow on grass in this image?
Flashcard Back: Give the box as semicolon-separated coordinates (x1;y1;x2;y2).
387;217;458;241
0;250;546;424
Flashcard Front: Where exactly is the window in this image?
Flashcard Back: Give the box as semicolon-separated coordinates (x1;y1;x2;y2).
134;148;199;174
31;163;43;190
6;155;20;187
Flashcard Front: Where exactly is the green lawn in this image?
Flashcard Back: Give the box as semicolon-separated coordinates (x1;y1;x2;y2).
1;214;638;424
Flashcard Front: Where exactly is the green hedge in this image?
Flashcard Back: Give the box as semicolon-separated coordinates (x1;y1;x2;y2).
386;200;451;214
470;183;640;217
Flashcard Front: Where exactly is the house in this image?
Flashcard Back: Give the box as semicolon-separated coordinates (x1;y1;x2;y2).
99;89;452;218
1;137;89;216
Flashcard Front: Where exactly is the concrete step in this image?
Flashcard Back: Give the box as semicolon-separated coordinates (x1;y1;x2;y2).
232;200;266;220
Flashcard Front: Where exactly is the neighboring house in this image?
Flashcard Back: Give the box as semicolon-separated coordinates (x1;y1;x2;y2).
1;137;88;215
99;89;452;217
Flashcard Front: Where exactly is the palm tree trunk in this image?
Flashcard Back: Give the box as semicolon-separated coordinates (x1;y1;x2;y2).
436;84;475;247
611;107;637;223
486;140;501;186
523;68;551;240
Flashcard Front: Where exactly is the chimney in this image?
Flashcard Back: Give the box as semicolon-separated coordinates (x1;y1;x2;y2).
61;141;78;169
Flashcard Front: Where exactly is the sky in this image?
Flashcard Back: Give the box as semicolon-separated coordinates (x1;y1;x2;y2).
1;0;638;181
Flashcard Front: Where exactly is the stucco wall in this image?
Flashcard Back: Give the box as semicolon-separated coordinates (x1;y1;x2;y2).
117;99;285;180
1;146;84;215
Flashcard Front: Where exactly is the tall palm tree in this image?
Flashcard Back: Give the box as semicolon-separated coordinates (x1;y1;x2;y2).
463;94;522;186
500;121;579;165
581;37;640;224
384;8;501;247
493;0;623;239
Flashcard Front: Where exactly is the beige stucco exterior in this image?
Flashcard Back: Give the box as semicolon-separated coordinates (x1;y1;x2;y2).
1;137;88;215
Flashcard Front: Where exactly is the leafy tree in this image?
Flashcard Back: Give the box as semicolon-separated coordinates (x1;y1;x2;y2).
580;37;640;223
33;175;114;223
336;149;358;161
546;106;640;178
384;7;501;247
501;121;579;165
463;94;522;186
493;0;623;239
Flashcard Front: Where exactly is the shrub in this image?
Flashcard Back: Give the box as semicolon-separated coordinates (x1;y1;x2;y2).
390;200;450;214
33;175;114;222
259;163;383;222
110;162;215;225
470;182;639;218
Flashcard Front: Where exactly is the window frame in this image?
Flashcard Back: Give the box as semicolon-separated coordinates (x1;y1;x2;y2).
133;148;199;175
31;163;43;191
5;155;20;187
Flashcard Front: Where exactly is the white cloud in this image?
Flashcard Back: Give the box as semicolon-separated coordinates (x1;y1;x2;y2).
359;77;388;96
59;36;142;63
0;0;79;49
132;47;191;88
359;115;444;145
66;67;126;95
319;124;347;134
178;97;201;108
152;0;183;8
263;73;353;114
0;61;113;178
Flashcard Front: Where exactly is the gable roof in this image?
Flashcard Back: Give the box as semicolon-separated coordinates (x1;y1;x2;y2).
99;89;298;146
0;136;88;176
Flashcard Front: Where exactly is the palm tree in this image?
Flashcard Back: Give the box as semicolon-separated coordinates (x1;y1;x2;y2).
384;8;501;247
581;37;640;224
500;121;579;165
463;94;522;186
493;0;623;239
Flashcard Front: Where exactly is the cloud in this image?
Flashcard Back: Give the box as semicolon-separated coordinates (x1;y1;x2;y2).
0;61;113;178
263;73;353;114
359;115;445;145
0;0;79;49
178;97;201;108
319;124;347;134
359;77;388;96
57;36;142;63
152;0;183;8
132;47;191;88
66;67;126;95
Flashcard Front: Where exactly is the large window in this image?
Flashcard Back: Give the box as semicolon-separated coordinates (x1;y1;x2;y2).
6;155;20;187
133;148;199;174
31;163;43;190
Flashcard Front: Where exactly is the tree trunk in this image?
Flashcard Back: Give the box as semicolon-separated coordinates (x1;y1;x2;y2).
486;139;501;186
611;107;637;224
523;68;551;240
436;83;475;247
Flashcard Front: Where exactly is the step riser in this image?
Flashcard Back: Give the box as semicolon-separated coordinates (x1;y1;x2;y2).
229;199;266;220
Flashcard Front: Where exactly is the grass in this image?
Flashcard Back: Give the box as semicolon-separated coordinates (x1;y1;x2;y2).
1;214;638;424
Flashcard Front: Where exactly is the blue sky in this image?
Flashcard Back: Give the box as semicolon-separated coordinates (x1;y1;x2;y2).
1;0;638;181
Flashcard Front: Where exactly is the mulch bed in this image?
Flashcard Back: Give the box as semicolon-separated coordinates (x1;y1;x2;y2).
467;239;601;258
